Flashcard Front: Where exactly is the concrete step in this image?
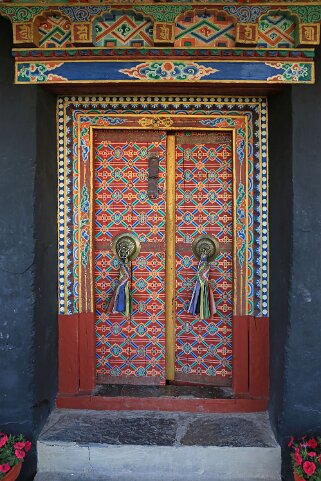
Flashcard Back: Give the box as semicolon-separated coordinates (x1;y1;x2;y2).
36;409;281;481
35;474;280;481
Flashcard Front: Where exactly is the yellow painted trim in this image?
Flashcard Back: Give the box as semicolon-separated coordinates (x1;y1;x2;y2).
1;2;320;7
13;47;313;52
165;134;176;381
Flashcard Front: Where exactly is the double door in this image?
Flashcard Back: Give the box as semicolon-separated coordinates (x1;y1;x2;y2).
94;129;233;386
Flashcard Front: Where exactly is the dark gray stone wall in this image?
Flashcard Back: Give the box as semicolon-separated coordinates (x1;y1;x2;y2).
269;49;321;480
268;88;293;442
0;17;57;480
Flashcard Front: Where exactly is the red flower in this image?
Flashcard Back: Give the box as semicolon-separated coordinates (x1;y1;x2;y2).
308;452;317;457
295;452;303;466
0;464;10;473
303;461;316;476
14;442;25;450
288;437;294;447
15;449;25;459
0;434;8;448
307;439;318;449
24;441;32;452
318;455;321;463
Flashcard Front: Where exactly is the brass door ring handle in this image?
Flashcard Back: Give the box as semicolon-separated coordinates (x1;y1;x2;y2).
191;234;220;262
111;232;141;261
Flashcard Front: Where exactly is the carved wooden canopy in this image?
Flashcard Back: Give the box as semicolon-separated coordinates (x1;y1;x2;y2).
1;1;320;85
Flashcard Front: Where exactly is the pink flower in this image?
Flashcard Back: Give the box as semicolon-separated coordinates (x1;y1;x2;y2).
14;442;25;450
295;452;303;466
307;439;318;449
303;461;316;476
0;434;8;448
24;441;32;452
0;464;10;473
288;436;294;447
15;449;25;459
308;452;316;457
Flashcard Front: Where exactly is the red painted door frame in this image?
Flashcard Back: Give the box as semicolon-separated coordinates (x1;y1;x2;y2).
57;97;269;412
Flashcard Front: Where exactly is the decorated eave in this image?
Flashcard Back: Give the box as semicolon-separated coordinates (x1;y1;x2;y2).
1;2;321;85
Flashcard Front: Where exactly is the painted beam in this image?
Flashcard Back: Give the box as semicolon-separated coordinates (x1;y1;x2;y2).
16;59;314;83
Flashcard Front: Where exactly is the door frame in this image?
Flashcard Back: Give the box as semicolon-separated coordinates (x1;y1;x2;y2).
57;96;269;412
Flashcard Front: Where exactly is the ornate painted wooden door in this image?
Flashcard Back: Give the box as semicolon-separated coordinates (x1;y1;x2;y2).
93;129;233;386
174;132;233;386
94;130;167;385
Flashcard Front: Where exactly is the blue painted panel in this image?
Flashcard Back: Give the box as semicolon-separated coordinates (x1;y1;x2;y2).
16;60;314;84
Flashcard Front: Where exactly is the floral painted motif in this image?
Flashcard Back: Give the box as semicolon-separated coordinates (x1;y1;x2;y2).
17;62;67;82
80;184;90;268
236;183;246;268
120;61;218;81
266;62;312;82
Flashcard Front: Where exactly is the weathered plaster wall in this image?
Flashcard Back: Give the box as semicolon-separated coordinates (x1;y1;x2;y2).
269;48;321;480
0;17;57;481
269;87;293;441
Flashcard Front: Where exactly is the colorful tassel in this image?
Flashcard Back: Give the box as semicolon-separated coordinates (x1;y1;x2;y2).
108;258;132;317
188;254;216;320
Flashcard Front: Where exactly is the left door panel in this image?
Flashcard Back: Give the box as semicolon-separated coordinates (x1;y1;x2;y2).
94;130;167;385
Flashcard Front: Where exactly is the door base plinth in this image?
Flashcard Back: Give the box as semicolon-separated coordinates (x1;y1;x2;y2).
57;393;267;413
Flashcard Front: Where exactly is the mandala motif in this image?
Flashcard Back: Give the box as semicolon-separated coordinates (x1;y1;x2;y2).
120;61;218;81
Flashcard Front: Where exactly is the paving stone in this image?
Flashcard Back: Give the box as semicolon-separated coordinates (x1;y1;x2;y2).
41;411;178;446
180;413;277;447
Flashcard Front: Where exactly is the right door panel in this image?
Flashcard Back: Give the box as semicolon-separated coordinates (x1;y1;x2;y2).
175;131;233;385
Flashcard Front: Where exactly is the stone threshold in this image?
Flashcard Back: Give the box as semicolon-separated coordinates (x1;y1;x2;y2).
36;409;281;481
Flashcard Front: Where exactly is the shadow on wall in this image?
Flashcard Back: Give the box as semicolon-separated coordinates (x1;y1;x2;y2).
269;45;321;481
0;16;58;481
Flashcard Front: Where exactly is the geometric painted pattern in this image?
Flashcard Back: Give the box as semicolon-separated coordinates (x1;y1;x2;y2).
94;130;166;384
38;14;72;48
175;10;235;48
93;12;153;47
174;132;233;385
57;96;269;322
258;14;297;48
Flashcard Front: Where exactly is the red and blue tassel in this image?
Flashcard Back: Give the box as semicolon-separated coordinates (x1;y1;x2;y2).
188;254;216;320
108;258;132;317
